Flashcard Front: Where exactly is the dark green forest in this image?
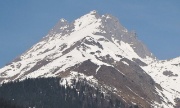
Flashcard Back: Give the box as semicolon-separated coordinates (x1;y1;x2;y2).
0;77;138;108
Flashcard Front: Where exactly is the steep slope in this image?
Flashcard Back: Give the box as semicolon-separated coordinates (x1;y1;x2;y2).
0;10;179;108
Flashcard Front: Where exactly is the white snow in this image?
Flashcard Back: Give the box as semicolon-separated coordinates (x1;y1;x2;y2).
141;58;180;108
60;71;98;87
96;65;101;74
60;18;66;22
122;61;129;66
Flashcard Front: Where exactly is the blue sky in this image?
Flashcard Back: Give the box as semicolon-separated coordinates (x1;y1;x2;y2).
0;0;180;67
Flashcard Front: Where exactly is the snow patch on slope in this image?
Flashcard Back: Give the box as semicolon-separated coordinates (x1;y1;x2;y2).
60;71;98;88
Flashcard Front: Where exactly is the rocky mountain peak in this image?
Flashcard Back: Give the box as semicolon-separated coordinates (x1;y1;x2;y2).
49;18;69;35
0;10;180;108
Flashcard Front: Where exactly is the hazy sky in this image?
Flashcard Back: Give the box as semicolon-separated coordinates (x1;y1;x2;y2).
0;0;180;67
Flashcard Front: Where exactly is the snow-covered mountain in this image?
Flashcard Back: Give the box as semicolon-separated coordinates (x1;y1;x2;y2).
0;10;180;108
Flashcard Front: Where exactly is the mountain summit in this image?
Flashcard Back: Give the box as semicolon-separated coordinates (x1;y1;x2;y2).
0;11;180;108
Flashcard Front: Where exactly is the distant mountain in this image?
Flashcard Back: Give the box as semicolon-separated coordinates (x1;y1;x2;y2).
0;10;180;108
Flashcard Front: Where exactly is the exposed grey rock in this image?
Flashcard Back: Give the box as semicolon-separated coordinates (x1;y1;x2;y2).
94;14;155;59
174;98;180;108
132;58;147;66
66;59;161;107
163;71;178;77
